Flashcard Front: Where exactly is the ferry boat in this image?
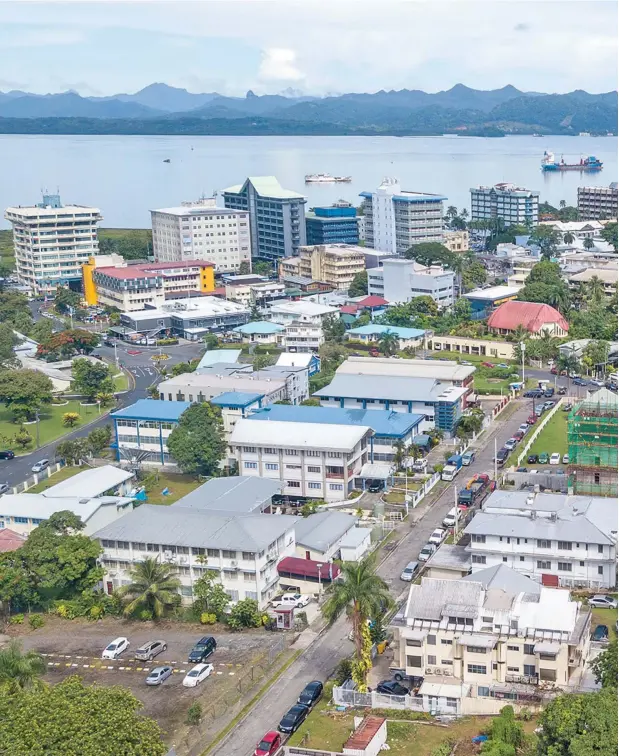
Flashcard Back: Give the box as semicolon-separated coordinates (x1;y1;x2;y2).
541;151;603;172
304;173;352;183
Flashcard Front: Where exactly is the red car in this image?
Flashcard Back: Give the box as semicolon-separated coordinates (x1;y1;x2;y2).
513;430;525;441
254;731;282;756
527;414;537;425
550;367;557;375
127;349;142;355
481;361;495;368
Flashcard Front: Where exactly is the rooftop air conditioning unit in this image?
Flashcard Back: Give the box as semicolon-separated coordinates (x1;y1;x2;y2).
426;667;434;675
230;560;238;567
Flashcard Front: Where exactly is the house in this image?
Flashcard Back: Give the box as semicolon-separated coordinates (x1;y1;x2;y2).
423;544;471;580
171;476;283;516
487;301;569;338
466;490;616;588
229;418;372;502
225;278;285;307
267;300;338;326
391;565;591;715
425;335;514;360
276;351;321;377
568;267;618;298
232;321;284;344
346;325;426;350
282;320;324;353
463;286;523;317
0;528;26;553
339;527;373;562
94;504;298;608
294;511;359;561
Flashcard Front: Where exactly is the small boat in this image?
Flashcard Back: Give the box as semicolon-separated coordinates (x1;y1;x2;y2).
305;173;352;183
163;158;171;163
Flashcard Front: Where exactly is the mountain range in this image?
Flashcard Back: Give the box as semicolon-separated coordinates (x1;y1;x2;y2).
0;83;615;136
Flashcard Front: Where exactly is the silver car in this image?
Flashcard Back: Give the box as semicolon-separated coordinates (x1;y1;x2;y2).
145;666;172;686
0;483;10;496
135;639;167;662
589;595;618;609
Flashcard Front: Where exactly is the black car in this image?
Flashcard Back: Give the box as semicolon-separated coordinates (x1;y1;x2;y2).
297;680;323;708
527;454;539;464
0;450;15;460
367;480;384;493
544;388;555;397
278;704;309;734
188;636;217;664
376;680;409;696
557;387;567;395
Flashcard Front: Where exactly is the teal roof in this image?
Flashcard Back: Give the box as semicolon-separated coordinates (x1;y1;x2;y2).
210;391;264;408
347;325;426;339
222;176;305;200
233;321;285;335
111;399;190;421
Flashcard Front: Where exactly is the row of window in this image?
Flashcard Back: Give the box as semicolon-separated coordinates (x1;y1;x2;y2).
473;554;605;575
472;535;605;552
100;541;257;560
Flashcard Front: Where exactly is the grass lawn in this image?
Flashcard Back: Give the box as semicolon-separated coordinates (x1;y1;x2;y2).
591;606;618;639
113;372;129;391
27;464;83;492
525;410;568;458
0;229;15;268
0;400;104;454
143;473;202;505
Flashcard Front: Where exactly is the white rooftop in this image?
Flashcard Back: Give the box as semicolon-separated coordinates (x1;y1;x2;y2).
124;297;249;321
0;494;134;528
151;205;242;217
464;285;522;301
268;300;338;318
336;356;475;383
158;372;286;398
276;352;314;368
222;176;306;200
42;466;134;499
230;418;372;452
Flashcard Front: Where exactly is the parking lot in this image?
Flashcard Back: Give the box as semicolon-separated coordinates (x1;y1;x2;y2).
14;617;284;742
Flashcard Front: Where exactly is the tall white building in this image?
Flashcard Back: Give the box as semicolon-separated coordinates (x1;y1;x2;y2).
368;258;455;307
470;183;539;227
5;193;102;296
151;199;250;273
360;178;446;254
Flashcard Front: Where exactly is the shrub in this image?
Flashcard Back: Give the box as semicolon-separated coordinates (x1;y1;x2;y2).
28;614;45;629
200;612;217;625
156;338;178;346
9;613;24;625
433;463;444;474
186;702;202;725
139;609;153;621
334;657;353;686
227;598;261;629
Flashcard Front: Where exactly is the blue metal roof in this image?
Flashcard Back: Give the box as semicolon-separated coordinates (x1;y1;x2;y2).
347;325;426;339
210;391;264;408
233;321;285;335
111;399;191;422
247;405;423;438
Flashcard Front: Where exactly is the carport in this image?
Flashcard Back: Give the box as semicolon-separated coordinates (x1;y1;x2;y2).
357;463;394;491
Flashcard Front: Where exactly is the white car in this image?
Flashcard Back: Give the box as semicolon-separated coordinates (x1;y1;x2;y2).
518;424;530;435
31;459;50;473
102;637;130;660
503;438;517;451
428;528;446;545
275;592;310;609
418;543;436;562
182;663;214;687
589;595;618;609
549;453;561;465
562;454;570;464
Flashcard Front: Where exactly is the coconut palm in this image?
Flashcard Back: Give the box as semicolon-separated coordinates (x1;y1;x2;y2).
583;237;595;250
510;324;530;345
537;331;559;362
322;556;392;664
95;392;115;408
378;331;399;357
118;557;181;619
392;440;407;471
585;275;606;307
563;231;575;245
0;639;46;693
559;200;567;209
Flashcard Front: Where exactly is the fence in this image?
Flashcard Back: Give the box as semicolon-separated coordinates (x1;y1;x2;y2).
516;398;564;466
12;460;67;494
332;685;424;711
503;471;568;493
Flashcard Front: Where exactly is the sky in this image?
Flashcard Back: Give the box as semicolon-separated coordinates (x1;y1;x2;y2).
0;0;616;97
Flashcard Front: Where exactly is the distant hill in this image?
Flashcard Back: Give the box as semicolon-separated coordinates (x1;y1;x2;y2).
0;83;615;135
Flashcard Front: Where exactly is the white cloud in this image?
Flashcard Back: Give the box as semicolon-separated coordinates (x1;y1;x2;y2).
0;29;84;48
258;48;304;82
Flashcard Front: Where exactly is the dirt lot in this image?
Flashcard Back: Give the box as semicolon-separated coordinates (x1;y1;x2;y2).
11;616;284;745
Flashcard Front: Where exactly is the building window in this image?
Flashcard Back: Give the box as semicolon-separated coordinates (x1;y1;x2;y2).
243;446;257;453
244;461;258;469
222;550;236;559
472;534;486;544
406;655;422;668
442;659;453;666
524;644;535;655
537;560;551;570
507;666;520;672
523;664;537;677
539;653;558;661
242;552;255;560
427;634;436;645
467;647;487;654
285;449;300;456
557;562;572;572
557;541;572;551
540;668;557;682
308;482;321;489
478;686;490;697
207;548;219;558
14;517;29;524
263;447;277;454
265;463;278;470
598;566;604;575
472;555;487;564
598;544;604;554
467;664;487;674
307;466;321;473
441;639;453;645
306;450;321;457
406;639;422;648
287;480;301;488
427;655;437;665
329;483;344;490
537;539;551;549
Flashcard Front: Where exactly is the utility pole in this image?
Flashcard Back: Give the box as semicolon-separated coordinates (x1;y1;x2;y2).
520;341;526;387
494;437;498;482
35;410;40;449
453;486;459;541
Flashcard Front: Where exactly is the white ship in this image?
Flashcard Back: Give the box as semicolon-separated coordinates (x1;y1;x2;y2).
304;173;352;183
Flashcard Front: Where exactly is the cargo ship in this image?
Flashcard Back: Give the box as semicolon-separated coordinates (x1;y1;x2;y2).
541;151;603;172
305;173;352;183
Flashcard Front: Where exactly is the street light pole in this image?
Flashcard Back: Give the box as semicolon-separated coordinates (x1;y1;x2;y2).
494;437;497;482
317;563;323;593
520;341;526;387
35;410;40;449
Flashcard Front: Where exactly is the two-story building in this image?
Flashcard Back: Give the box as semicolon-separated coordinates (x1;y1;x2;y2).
391;564;590;715
465;491;616;589
157;373;288;405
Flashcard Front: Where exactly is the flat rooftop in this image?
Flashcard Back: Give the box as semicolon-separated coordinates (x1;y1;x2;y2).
314;373;468;404
230;418;372;451
464;285;522;301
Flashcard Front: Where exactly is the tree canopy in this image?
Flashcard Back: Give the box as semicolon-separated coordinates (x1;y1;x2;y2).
71;358;114;401
0;368;53;422
36;329;99;360
348;270;368;297
53;286;81;315
166;402;226;476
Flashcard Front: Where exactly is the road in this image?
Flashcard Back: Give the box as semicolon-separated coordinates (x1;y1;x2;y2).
212;398;532;756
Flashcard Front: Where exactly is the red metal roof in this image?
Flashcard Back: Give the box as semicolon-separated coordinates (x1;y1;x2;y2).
343;716;386;750
0;528;26;553
277;556;340;581
340;305;359;315
487;301;568;333
357;295;388;308
96;266;158;280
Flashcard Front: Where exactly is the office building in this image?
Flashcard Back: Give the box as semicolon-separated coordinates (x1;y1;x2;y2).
466;490;616;589
470;183;539;226
221;177;307;261
305;202;359;245
577;184;618;220
391;566;590;715
158;372;288;405
367;258;455;307
150;200;250;273
360;178;446;254
5;193;102;296
294;511;360;562
294;244;366;291
425;334;514;360
443;230;470;253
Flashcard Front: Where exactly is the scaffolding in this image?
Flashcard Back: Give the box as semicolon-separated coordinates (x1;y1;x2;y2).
567;388;618;497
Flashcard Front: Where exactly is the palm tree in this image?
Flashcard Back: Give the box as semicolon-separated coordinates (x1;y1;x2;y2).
559;200;567;209
585;275;606;307
537;331;559;362
0;640;46;693
392;440;407;471
583;237;595;250
563;231;575;245
322;556;391;678
118;557;181;619
446;205;458;220
510;324;530;345
378;331;399;357
460;208;469;220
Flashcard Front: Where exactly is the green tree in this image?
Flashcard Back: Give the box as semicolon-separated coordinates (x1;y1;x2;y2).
14;427;33;449
171;361;194;377
0;323;19;370
55;438;90;465
238;260;251;275
0;291;33;330
118;557;181;619
562;231;575;245
227;598;262;629
253;353;275;371
192;573;230;618
203;332;219;350
461;259;487;292
529;225;559;259
322;555;392;687
404;242;455;268
71;358;114;401
54;286;81;315
453;296;472;322
322;314;346;343
253;260;273;277
167;402;226;476
0;368;53;422
583;340;610;373
591;639;617;689
348;270;368;297
249;303;261;321
518;261;571;314
583;275;607;308
147;384;160;399
0;639;46;693
600;221;618;251
29;318;54;344
378;330;399;357
62;412;80;428
37;328;99;360
582;236;595;250
300;397;322;406
87;425;112;455
0;674;166;756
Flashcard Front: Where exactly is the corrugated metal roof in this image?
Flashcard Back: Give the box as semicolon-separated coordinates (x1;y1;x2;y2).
404;577;483;621
222;176;306;200
233;321;284;335
42;466;134;499
196;349;242;369
210;391;264;407
172;476;282;514
347;325;426;339
313;373;467;403
111;400;191;422
487;301;568;333
294;512;358;551
461;564;541;597
465;510;613;545
336;356;475;382
230;418;371;451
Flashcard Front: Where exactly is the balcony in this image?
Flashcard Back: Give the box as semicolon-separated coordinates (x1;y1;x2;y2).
505;674;538;685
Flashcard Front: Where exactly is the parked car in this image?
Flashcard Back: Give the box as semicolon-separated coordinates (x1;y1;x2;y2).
527;454;539;464
182;663;214;688
31;459;50;473
0;482;10;495
254;732;282;756
544;387;555;397
135;640;167;662
538;453;550;465
496;448;509;466
503;438;518;451
418;543;436;562
516;467;528;473
534;406;544;417
557;386;567;395
562;403;573;412
461;451;475;466
590;379;605;387
102;637;129;660
549;453;561;465
497;363;509;369
277;704;310;734
550;367;557;375
543;401;556;410
527;415;537;425
367;479;384;493
274;593;310;609
145;666;172;686
592;625;609;642
573;378;587;386
376;680;409;696
562;454;570;464
297;681;324;708
0;450;15;460
513;431;525;442
428;528;446;545
412;458;428;473
188;636;217;664
481;361;495;368
400;561;420;582
518;424;530;435
589;595;618;609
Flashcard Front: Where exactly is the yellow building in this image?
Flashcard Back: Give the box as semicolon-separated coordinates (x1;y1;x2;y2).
293;244;366;290
444;230;470;253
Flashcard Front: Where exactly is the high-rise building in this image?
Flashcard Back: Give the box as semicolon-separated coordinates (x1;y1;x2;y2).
367;258;455;307
577;183;618;220
221;176;307;261
151;199;250;273
470;183;539;226
359;178;446;255
305;201;359;245
5;194;101;296
295;244;366;290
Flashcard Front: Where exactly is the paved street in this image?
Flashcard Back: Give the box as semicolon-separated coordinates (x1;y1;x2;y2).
212;398;532;756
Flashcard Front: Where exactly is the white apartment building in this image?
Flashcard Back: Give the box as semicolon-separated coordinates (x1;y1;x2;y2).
470;184;539;226
157;373;288;405
283;321;324;353
267;300;339;325
360;178;446;254
367;258;455;307
5;193;101;296
392;565;590;715
466;491;617;589
229;419;372;502
225;278;286;306
151;200;250;272
93;504;298;608
577;184;618;220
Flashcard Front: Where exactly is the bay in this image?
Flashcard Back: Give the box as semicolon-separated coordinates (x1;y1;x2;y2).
0;134;616;229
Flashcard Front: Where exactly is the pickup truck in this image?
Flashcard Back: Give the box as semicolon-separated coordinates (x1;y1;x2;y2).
411;458;428;473
441;454;463;482
273;593;310;609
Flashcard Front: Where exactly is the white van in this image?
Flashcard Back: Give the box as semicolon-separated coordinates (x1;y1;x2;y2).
442;507;460;528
